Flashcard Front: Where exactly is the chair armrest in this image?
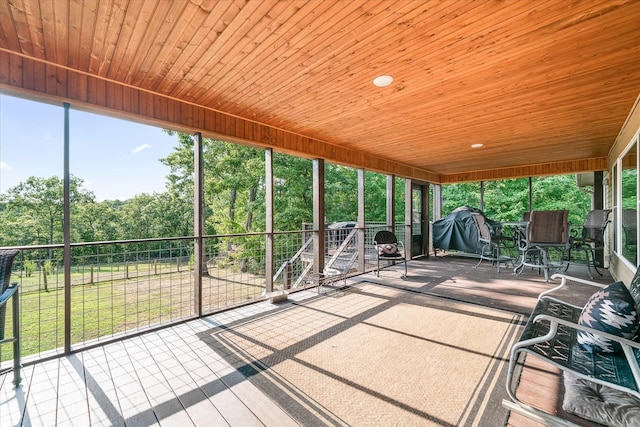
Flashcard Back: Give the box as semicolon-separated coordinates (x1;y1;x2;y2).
532;313;640;385
540;273;607;302
0;283;19;308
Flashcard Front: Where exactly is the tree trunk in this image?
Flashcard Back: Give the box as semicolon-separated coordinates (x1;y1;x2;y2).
240;187;257;273
227;188;236;252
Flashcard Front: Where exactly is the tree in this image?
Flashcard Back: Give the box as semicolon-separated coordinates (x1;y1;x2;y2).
441;174;591;224
0;175;95;247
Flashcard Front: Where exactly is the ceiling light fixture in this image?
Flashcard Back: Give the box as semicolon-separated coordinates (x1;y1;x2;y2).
471;143;484;148
373;75;394;87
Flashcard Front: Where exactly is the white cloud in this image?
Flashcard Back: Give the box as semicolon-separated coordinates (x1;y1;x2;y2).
0;161;12;171
132;144;152;154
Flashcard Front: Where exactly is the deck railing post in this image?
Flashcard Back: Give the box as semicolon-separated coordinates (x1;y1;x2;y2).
265;149;274;294
358;169;366;273
313;159;326;275
194;132;204;316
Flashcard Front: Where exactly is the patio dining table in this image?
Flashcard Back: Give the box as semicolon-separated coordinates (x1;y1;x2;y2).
497;221;529;247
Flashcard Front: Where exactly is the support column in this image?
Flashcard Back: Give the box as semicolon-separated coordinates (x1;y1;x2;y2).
313;159;326;274
528;177;533;211
193;133;204;316
358;169;366;273
594;171;604;210
386;175;395;230
405;179;413;260
433;184;442;222
63;103;71;354
424;183;431;257
265;149;274;293
594;171;605;266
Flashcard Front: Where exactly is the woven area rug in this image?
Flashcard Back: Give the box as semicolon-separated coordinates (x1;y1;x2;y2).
201;282;524;426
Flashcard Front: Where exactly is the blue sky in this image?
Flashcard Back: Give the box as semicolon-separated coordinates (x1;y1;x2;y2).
0;94;178;201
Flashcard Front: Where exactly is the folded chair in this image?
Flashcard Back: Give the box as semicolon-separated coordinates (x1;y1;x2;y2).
374;230;407;278
514;210;570;282
316;250;358;294
570;209;611;279
0;249;21;387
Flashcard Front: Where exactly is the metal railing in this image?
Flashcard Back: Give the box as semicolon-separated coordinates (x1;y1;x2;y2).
0;224;407;367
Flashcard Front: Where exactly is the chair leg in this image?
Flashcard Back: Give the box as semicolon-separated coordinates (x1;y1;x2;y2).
585;247;603;279
474;243;490;269
11;287;21;387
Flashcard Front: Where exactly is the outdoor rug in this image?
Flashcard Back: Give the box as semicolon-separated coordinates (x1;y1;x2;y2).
200;282;524;426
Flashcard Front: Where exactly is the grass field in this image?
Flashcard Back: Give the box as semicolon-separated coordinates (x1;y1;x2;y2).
1;261;270;363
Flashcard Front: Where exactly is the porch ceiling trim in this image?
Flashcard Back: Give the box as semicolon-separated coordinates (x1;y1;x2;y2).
442;157;608;184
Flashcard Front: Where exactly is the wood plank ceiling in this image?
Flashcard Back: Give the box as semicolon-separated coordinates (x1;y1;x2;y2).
1;0;640;183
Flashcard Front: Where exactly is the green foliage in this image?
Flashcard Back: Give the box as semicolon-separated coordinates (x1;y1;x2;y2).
621;168;637;209
0;129;597;256
325;164;358;222
442;175;592;224
273;154;314;230
0;175;95;246
42;259;53;275
24;260;35;277
441;182;481;215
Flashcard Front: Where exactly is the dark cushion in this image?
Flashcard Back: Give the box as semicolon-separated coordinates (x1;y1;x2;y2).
577;281;639;353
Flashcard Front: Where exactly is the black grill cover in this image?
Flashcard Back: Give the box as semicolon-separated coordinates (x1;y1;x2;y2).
432;206;498;254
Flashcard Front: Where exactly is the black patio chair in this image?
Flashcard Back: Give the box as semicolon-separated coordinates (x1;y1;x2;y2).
373;230;407;278
570;209;611;279
471;213;513;272
514;210;570;282
0;249;21;387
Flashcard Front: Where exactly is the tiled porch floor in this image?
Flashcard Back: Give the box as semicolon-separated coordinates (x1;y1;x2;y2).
1;296;306;427
0;255;614;426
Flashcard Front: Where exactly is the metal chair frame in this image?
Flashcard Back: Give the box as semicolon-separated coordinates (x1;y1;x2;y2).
373;230;407;278
0;249;21;387
569;209;611;279
514;210;570;282
471;213;514;272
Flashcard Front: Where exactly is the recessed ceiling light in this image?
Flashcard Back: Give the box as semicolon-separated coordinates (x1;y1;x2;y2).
471;143;484;148
373;75;394;87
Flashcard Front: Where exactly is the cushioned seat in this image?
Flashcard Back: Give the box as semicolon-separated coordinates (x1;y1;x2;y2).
504;269;640;425
563;371;640;427
373;230;407;278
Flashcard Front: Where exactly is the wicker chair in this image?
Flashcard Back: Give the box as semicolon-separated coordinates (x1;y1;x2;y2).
0;249;21;387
